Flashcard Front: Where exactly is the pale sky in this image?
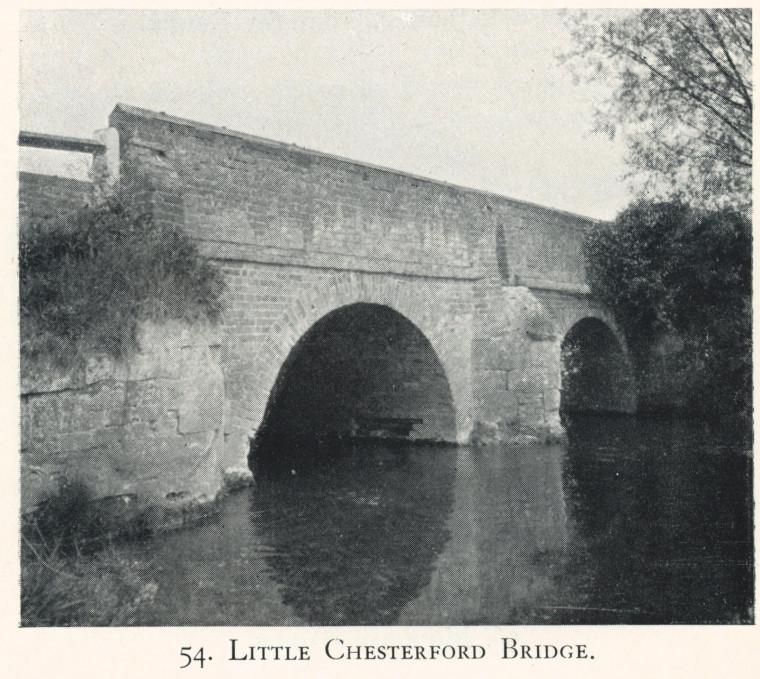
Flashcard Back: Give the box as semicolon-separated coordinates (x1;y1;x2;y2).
19;9;631;220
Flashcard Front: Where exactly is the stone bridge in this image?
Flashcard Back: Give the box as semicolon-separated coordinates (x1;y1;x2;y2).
20;105;635;510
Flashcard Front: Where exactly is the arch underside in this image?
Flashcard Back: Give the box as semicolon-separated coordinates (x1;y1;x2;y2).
232;272;473;469
251;302;458;469
560;316;636;415
531;290;636;417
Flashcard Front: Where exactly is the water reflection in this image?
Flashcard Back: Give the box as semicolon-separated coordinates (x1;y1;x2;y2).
131;416;753;625
558;414;753;624
397;444;574;624
250;441;456;625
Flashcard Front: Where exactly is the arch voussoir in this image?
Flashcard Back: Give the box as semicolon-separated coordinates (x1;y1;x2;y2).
225;271;472;465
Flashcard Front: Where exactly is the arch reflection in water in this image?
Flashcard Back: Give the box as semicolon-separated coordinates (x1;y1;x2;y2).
398;443;573;624
249;441;457;625
250;441;576;626
560;414;753;624
116;418;750;624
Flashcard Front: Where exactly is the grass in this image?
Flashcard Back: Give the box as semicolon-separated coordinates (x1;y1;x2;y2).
19;190;223;624
20;478;157;627
21;542;157;627
20;190;224;369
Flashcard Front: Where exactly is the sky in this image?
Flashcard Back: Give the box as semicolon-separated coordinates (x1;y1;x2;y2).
19;9;631;220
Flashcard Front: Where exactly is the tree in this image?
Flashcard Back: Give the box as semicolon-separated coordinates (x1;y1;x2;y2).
566;9;752;210
584;200;751;425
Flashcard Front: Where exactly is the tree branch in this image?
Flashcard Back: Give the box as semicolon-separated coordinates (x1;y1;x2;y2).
699;9;753;113
603;35;752;145
669;13;751;114
717;9;752;53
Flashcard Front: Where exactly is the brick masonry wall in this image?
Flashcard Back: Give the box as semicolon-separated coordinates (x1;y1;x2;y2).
106;106;612;459
471;230;635;442
217;266;474;467
19;109;642;513
20;321;224;513
19;171;93;233
109;105;596;286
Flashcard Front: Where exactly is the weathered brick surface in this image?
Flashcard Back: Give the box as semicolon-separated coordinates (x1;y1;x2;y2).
19;171;93;233
105;105;618;460
109;105;596;286
20;322;224;512
215;266;474;465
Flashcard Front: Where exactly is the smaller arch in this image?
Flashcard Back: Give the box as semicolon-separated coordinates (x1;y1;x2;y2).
560;317;636;416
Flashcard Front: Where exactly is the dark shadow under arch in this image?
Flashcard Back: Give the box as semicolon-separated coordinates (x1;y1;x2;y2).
250;303;457;473
560;317;635;416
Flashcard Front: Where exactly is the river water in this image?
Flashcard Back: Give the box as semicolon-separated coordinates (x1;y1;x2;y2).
130;415;753;625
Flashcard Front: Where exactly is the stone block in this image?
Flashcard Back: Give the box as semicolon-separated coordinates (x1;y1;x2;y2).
501;390;519;422
160;347;184;379
179;345;211;374
128;351;162;381
543;388;561;414
93;427;124;454
85;354;114;384
126;380;162;424
178;375;224;434
58;430;98;454
20;356;82;395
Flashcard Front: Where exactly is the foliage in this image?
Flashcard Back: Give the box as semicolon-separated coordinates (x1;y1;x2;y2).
25;478;99;555
584;201;751;423
21;478;157;626
20;192;224;368
565;9;752;210
21;542;157;626
23;477;148;555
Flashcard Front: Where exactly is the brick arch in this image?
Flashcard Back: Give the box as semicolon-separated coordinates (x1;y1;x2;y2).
552;300;628;356
553;302;637;414
243;271;473;449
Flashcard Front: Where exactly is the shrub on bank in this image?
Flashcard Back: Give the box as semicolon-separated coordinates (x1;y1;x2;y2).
21;543;157;627
21;478;157;627
20;191;224;368
583;201;751;425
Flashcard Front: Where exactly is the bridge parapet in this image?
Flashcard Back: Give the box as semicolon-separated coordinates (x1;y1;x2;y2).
109;104;599;289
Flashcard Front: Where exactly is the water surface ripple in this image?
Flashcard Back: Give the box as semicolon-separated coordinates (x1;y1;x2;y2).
131;415;753;625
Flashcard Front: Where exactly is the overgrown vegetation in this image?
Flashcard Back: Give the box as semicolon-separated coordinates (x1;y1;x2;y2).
584;200;751;426
20;192;224;368
21;478;157;626
566;10;752;430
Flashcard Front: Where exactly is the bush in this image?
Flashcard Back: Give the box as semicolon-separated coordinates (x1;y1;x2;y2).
584;201;751;424
24;478;98;555
20;192;224;368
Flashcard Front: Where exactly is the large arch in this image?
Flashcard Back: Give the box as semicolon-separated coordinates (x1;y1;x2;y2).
223;271;474;468
250;302;458;470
